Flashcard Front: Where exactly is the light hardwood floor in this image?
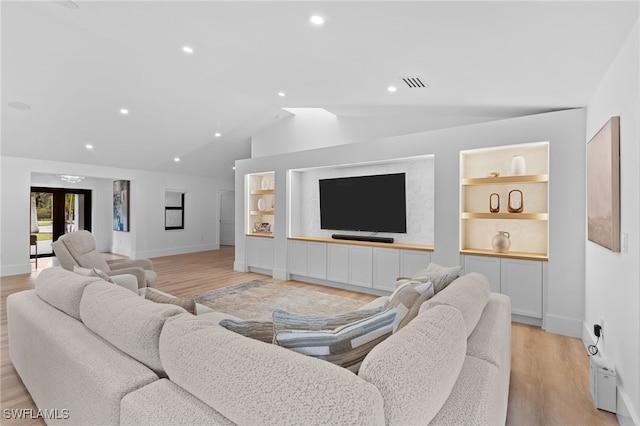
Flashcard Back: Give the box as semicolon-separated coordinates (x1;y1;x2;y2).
1;247;617;425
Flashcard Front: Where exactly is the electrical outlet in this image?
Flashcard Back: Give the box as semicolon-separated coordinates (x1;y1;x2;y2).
599;318;604;336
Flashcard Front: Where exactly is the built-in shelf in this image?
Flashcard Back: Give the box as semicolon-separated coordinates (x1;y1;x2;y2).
462;174;548;185
250;189;275;195
250;210;275;216
461;212;548;220
246;171;275;236
460;248;548;261
246;233;274;238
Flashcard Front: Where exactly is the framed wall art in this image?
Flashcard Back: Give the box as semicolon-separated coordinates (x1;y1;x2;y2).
165;190;185;230
587;116;620;252
113;180;130;232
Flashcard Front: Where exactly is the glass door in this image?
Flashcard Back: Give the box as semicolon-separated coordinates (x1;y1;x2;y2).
30;187;92;259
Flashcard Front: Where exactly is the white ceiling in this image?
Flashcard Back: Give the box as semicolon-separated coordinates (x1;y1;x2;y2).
2;1;638;180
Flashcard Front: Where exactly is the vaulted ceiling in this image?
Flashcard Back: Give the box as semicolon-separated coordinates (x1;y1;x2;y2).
2;1;638;179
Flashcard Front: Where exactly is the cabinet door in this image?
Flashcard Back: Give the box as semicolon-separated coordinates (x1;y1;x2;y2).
349;246;373;288
501;259;542;318
400;250;431;277
307;242;327;279
327;244;349;284
463;255;501;293
373;248;400;291
288;240;308;276
246;237;273;269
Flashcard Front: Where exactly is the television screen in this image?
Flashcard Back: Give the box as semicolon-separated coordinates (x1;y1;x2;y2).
319;173;407;233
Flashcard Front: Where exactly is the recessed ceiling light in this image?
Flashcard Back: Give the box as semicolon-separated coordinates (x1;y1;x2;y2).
182;46;194;54
174;157;180;162
120;108;129;115
232;166;236;170
214;132;222;138
387;86;397;93
310;15;325;25
85;144;94;150
278;92;286;97
8;101;31;111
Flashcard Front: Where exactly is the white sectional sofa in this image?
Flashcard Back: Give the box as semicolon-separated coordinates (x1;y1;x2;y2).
7;267;511;425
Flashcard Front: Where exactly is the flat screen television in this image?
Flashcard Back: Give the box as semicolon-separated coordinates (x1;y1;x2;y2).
319;172;407;233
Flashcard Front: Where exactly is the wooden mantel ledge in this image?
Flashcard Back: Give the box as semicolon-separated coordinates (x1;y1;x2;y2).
288;236;434;251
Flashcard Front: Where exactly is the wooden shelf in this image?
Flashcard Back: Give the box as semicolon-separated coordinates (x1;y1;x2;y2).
250;210;275;216
246;233;274;238
460;248;548;261
461;212;548;220
250;189;275;195
462;174;548;186
289;236;434;251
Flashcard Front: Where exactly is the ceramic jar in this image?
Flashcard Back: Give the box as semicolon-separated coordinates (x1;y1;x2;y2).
492;231;511;253
510;155;526;175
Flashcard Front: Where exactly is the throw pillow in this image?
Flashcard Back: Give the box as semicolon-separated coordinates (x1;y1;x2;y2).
384;280;435;332
144;288;197;315
272;306;384;335
273;307;397;373
219;319;274;343
412;262;463;293
73;266;114;283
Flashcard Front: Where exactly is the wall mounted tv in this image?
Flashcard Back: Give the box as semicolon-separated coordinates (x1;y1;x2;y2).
319;172;407;234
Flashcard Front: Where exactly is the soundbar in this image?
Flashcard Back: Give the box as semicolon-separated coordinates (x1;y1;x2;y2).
331;234;394;244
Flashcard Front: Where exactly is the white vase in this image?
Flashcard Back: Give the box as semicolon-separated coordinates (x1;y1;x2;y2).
492;231;511;253
257;198;267;211
510;156;526;175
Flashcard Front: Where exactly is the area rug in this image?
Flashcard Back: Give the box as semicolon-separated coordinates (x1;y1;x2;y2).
192;280;366;321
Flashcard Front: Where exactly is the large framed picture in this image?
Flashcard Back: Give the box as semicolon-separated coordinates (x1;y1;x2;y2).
113;180;130;232
587;116;620;252
165;190;185;230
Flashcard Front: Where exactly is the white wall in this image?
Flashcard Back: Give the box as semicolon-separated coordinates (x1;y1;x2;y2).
585;19;640;425
235;108;587;338
1;156;233;276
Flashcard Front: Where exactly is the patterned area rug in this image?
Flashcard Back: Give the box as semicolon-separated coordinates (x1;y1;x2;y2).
192;280;366;321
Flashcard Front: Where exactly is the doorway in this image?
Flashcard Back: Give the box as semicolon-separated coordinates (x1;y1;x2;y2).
30;187;92;259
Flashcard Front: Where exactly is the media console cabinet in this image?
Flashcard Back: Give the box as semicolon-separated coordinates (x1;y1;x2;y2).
287;236;434;296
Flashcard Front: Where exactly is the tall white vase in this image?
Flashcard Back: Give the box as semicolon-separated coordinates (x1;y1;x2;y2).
510;156;526;175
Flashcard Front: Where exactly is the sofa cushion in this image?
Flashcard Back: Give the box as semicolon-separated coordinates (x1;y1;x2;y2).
145;287;197;315
429;355;502;425
273;308;397;373
80;282;187;376
59;230;112;272
121;379;234;426
219;318;274;343
384;280;434;332
420;272;491;337
36;267;105;320
272;306;384;334
467;293;512;368
358;305;467;425
160;315;385;425
412;262;463;293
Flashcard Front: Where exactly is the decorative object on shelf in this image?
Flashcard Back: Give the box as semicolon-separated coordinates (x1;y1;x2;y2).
486;171;500;178
492;231;511;253
489;193;500;213
510;155;526;175
507;189;524;213
261;178;269;190
257;198;267;211
269;180;275;190
587;116;620;252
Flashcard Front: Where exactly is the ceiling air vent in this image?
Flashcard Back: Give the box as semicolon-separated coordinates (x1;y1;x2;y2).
401;76;429;88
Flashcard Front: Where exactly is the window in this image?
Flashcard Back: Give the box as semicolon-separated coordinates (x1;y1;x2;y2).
165;191;185;230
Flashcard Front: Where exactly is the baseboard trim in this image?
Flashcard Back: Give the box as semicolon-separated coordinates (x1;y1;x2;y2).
544;313;582;338
136;243;220;259
289;274;390;297
233;261;247;272
272;268;288;281
1;263;32;277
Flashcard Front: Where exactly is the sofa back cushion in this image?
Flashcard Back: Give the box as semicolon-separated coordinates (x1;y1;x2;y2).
159;315;385;426
80;282;186;376
358;305;467;425
420;272;491;337
57;230;112;272
36;267;104;320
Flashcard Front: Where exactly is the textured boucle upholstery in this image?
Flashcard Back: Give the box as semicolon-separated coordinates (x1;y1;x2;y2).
7;290;158;425
121;379;234;426
80;282;187;376
160;315;386;425
36;266;105;320
55;230;112;271
359;305;467;425
429;355;501;425
420;272;491;337
467;293;512;368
